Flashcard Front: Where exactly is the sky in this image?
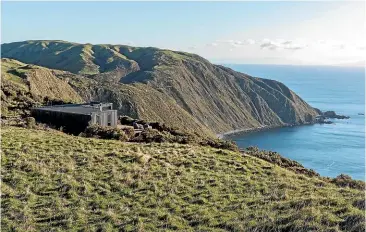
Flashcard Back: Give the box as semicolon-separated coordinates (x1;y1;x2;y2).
1;1;365;66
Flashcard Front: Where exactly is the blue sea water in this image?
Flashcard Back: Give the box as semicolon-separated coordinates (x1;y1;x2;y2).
224;64;365;180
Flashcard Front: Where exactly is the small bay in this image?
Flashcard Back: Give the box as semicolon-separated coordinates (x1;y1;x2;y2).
225;64;365;180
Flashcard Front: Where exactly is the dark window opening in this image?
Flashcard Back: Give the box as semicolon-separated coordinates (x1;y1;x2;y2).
107;113;112;126
102;106;112;111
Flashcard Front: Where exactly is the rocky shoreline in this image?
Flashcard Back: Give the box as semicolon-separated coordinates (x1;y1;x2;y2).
217;125;270;139
217;123;310;139
218;110;350;139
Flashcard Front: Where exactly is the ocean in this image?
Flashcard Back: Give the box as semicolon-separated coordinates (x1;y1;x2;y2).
224;64;365;180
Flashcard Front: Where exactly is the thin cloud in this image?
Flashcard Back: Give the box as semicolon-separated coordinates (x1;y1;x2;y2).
314;40;351;50
282;41;308;50
207;42;218;47
246;39;255;45
215;39;256;47
260;39;307;50
260;42;278;50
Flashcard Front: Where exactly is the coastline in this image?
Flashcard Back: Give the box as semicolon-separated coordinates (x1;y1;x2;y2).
217;125;271;139
217;113;350;139
217;122;316;139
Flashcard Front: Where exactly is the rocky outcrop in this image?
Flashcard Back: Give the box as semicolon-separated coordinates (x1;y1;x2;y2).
314;110;350;125
323;111;350;119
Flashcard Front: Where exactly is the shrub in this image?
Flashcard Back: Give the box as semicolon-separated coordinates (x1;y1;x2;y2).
149;122;184;136
245;147;319;177
43;97;73;106
120;115;135;125
200;138;239;152
83;125;128;141
119;116;239;151
25;117;36;129
122;126;135;139
130;128;166;143
330;174;365;190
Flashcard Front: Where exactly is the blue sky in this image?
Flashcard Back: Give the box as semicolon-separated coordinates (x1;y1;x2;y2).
1;1;365;66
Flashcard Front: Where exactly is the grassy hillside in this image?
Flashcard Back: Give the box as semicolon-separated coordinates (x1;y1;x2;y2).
73;82;215;136
2;41;320;134
0;58;214;136
0;41;139;75
1;58;83;117
2;127;364;231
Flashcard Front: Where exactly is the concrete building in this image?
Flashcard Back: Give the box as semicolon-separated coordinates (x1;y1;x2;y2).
31;102;118;134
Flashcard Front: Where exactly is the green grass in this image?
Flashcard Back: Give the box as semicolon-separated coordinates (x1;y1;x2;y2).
1;59;83;118
1;58;29;86
2;127;364;231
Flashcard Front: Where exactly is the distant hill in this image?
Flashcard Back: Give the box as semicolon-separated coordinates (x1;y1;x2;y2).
1;40;320;134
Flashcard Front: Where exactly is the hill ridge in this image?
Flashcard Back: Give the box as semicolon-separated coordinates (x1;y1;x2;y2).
1;40;320;134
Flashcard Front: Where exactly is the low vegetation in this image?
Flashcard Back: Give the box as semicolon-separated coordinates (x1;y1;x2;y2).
80;120;238;151
120;116;238;151
82;124;129;141
328;174;365;191
246;147;365;191
245;146;320;177
2;127;364;231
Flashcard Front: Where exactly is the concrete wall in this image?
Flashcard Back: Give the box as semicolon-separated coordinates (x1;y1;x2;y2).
31;108;118;134
91;110;118;127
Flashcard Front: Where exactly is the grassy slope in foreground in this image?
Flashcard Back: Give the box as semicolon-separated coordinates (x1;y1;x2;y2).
2;127;364;231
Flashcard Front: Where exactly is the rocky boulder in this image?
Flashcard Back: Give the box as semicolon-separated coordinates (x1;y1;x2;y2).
323;111;350;119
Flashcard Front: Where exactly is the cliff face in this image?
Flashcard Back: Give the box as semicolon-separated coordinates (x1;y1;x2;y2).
122;52;318;132
1;41;319;134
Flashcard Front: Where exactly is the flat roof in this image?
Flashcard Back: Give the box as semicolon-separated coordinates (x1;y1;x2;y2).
32;103;115;115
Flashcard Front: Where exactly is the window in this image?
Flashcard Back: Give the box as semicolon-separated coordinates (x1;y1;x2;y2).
102;106;112;111
107;114;112;126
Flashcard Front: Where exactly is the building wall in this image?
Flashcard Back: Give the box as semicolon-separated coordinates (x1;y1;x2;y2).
91;110;118;127
31;109;92;134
